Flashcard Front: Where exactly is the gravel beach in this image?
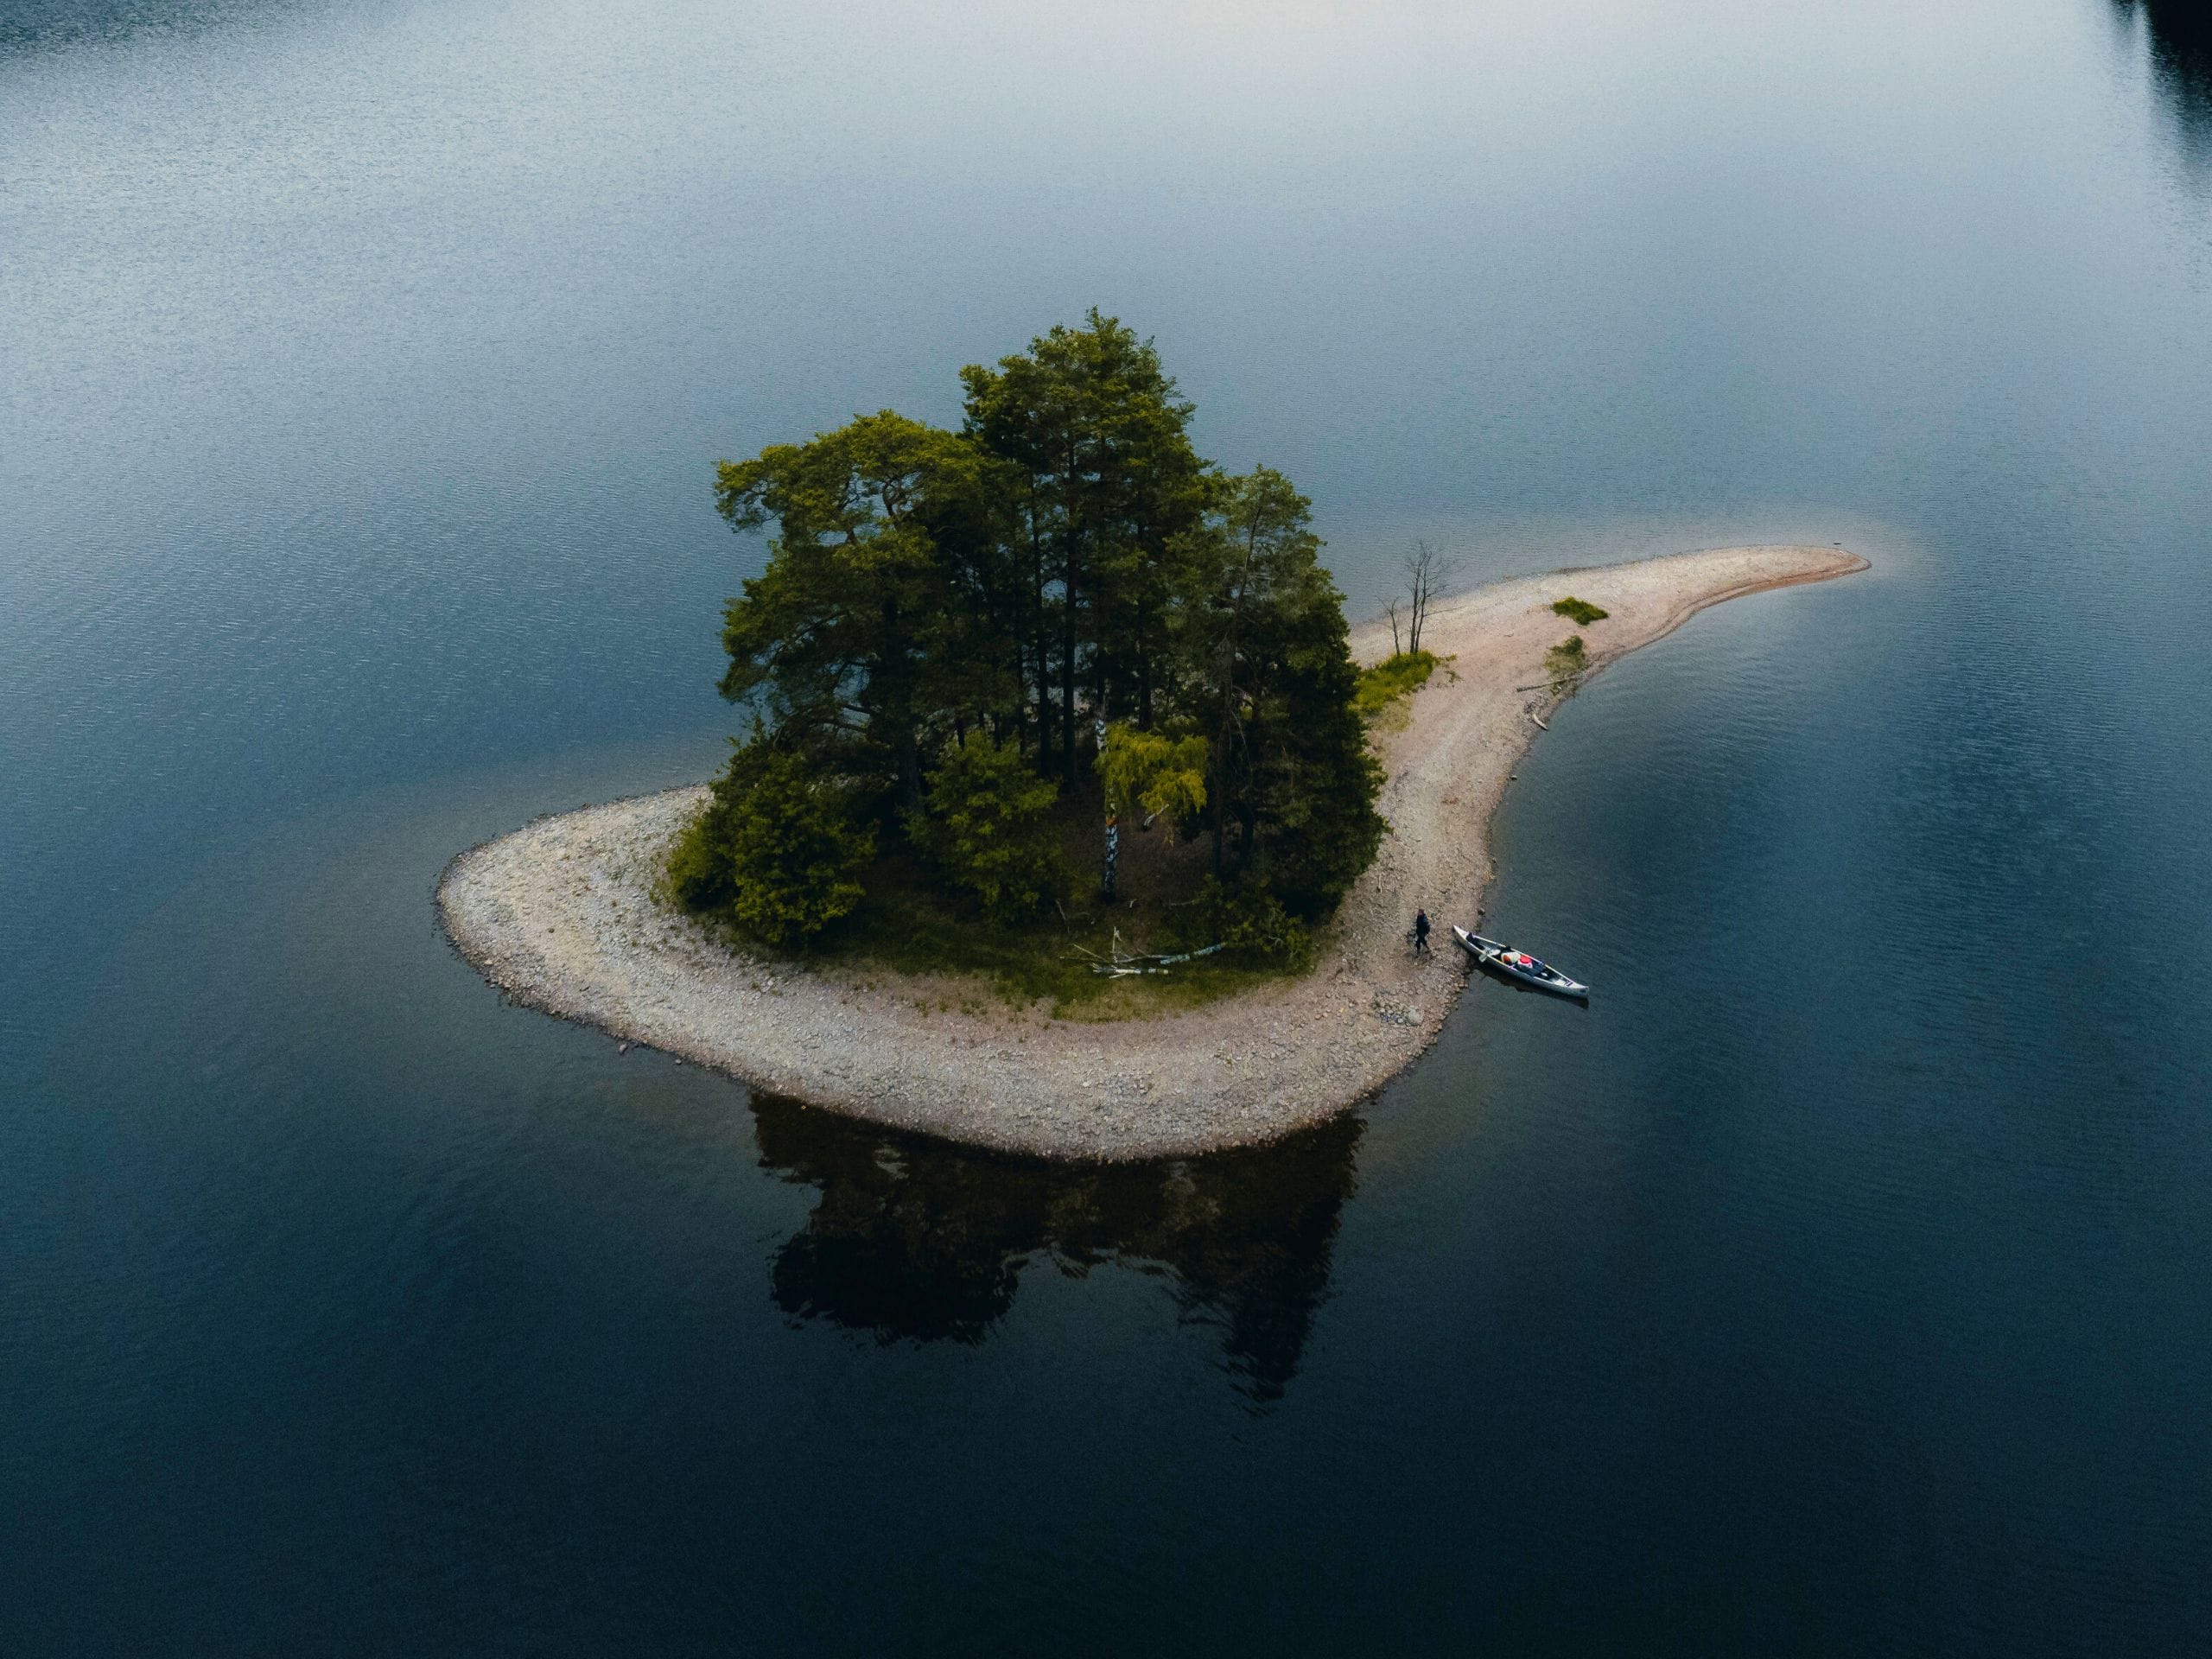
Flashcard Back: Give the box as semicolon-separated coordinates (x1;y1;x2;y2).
437;544;1866;1160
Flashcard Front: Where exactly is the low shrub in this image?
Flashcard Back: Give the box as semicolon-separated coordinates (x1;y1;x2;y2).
1354;649;1438;719
1544;633;1588;692
667;739;875;949
1165;876;1314;969
1550;596;1609;626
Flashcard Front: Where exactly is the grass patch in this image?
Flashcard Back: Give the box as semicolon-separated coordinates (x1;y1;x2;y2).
828;864;1289;1018
1544;632;1588;692
1550;595;1609;626
1355;649;1439;720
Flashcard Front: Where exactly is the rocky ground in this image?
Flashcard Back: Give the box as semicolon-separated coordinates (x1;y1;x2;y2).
437;544;1866;1160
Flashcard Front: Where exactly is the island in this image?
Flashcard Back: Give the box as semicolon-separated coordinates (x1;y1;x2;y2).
440;314;1865;1158
444;581;1863;1154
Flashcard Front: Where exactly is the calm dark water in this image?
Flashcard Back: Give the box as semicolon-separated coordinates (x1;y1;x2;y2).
5;2;2209;1652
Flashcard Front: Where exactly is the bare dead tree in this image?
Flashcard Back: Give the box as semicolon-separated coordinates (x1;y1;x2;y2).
1387;599;1403;657
1402;540;1462;656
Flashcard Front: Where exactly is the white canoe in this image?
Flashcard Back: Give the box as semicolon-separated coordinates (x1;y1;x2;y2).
1452;925;1590;998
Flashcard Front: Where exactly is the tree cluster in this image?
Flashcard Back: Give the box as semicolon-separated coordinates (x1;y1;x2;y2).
671;312;1385;950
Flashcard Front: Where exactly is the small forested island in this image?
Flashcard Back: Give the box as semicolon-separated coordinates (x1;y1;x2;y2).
440;314;1867;1159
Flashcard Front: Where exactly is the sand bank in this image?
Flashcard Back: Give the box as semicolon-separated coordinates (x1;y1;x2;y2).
438;544;1866;1160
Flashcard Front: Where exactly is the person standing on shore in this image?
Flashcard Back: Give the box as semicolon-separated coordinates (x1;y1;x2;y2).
1413;909;1432;957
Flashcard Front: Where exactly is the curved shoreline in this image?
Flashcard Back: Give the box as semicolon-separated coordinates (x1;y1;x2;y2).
437;544;1866;1160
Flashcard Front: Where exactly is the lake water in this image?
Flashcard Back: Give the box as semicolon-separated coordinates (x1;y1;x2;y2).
5;2;2210;1651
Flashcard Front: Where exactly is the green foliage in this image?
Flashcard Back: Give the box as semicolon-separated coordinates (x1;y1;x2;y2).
1179;465;1388;918
1166;877;1314;969
910;732;1065;922
715;410;1002;814
671;739;874;949
700;314;1390;966
1096;724;1207;836
1550;595;1609;626
1248;681;1387;921
960;309;1211;784
665;808;735;915
1545;633;1588;694
1353;649;1438;718
835;861;1289;1016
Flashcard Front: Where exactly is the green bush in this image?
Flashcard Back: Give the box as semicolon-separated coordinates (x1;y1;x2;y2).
1550;596;1609;626
1166;876;1314;969
670;739;875;949
1353;649;1438;719
910;731;1065;923
666;800;737;913
1544;633;1588;692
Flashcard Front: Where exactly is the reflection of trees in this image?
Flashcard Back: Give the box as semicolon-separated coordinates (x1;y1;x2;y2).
2124;1;2212;180
751;1096;1362;1405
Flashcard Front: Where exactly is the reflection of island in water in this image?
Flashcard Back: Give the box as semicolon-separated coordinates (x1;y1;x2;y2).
750;1096;1362;1405
2123;0;2212;176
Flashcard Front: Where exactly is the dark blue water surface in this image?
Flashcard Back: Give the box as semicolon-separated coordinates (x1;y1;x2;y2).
5;2;2210;1652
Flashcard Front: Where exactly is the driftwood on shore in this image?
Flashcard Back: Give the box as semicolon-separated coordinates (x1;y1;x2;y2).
1066;932;1231;976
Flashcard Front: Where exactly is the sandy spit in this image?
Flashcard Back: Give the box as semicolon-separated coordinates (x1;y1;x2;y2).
437;544;1866;1160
